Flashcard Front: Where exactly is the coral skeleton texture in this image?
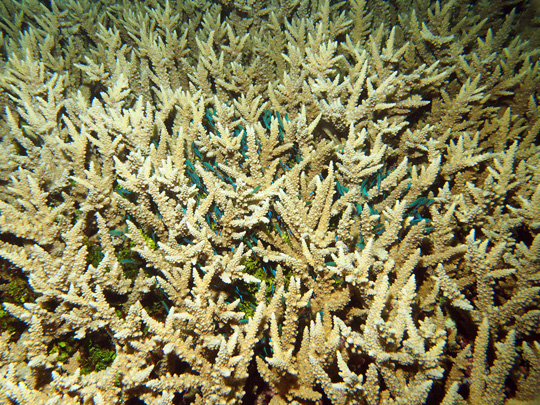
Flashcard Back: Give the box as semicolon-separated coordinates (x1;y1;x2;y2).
0;0;539;404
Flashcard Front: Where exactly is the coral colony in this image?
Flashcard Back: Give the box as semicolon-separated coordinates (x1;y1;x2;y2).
0;0;539;404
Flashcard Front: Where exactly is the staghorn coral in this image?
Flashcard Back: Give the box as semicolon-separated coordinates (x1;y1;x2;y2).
0;0;539;404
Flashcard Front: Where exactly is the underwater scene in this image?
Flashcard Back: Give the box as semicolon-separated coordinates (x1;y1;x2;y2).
0;0;539;403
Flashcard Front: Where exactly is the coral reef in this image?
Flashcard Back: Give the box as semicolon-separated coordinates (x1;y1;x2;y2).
0;0;539;404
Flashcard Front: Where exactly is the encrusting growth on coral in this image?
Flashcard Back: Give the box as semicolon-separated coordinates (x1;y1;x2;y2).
0;0;539;404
